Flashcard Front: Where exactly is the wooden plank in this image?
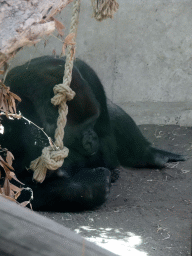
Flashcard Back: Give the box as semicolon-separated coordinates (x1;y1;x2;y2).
0;197;117;256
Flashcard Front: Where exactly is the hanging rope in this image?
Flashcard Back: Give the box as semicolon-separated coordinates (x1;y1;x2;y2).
91;0;119;21
30;0;81;183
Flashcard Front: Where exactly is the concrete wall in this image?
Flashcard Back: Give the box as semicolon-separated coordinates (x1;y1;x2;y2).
9;0;192;125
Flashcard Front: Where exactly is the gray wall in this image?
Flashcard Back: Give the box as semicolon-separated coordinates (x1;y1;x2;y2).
9;0;192;125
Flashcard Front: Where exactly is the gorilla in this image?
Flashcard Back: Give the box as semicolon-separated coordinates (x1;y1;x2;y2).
0;56;185;211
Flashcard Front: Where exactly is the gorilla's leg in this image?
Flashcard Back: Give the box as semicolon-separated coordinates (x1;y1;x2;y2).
108;100;186;168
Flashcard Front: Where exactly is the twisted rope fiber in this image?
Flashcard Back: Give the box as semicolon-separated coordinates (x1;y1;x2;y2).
91;0;119;21
30;0;81;183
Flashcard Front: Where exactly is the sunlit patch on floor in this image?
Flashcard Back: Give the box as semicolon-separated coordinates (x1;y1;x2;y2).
74;226;148;256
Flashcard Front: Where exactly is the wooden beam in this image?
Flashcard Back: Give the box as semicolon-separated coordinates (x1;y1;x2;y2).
0;197;117;256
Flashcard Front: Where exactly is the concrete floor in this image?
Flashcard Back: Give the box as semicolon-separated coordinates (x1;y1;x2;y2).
40;125;192;256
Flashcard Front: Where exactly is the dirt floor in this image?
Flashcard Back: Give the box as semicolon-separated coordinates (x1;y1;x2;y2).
40;125;192;256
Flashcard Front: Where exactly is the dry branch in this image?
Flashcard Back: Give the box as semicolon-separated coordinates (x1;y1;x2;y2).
0;0;73;66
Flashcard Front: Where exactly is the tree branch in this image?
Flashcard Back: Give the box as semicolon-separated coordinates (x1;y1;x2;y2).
0;0;73;66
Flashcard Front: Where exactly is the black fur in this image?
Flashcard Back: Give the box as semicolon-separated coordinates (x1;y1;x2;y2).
0;56;185;211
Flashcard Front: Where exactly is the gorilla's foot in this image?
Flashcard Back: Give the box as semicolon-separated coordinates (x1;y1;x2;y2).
151;147;187;168
67;167;111;209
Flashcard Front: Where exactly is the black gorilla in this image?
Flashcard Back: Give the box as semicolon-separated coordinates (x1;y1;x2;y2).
1;56;185;211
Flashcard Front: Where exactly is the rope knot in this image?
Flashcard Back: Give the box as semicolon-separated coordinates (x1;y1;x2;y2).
30;146;69;183
30;0;80;183
51;84;76;106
